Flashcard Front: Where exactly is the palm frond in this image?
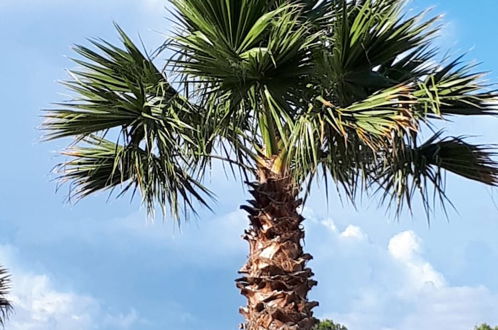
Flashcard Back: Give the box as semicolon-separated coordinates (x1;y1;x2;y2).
415;59;498;117
0;266;12;328
286;83;420;180
314;0;440;106
320;84;419;146
420;134;498;184
44;24;181;141
286;114;367;202
58;136;212;219
170;0;317;158
372;132;498;215
45;26;214;220
170;0;314;89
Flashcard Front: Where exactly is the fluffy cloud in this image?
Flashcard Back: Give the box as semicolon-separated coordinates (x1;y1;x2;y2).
340;225;367;241
306;218;498;330
0;246;142;330
388;231;445;293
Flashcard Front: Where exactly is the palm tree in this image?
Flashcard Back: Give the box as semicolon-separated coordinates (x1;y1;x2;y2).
44;0;498;329
0;266;12;327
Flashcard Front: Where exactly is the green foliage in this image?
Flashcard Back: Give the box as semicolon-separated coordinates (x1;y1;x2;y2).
314;319;348;330
475;324;498;330
44;0;498;220
44;25;212;219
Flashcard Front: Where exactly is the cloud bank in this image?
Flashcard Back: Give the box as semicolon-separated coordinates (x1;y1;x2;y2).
305;216;498;330
0;246;142;330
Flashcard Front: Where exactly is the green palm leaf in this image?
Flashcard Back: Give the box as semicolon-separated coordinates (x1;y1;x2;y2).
44;26;212;219
416;59;498;117
372;132;498;214
58;136;211;218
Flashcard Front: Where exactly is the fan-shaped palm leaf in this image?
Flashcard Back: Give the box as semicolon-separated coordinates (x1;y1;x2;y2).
44;25;212;219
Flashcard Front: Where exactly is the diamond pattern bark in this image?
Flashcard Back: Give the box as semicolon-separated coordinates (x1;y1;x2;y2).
236;164;318;330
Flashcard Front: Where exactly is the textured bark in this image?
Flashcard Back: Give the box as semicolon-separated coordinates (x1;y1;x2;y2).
236;162;318;330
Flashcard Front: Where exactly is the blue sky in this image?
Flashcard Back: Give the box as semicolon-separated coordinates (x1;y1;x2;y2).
1;1;498;329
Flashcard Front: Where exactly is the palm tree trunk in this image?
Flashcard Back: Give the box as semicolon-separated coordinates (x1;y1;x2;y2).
236;162;318;330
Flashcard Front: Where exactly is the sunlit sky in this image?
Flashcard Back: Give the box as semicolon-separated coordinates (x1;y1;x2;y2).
1;1;498;329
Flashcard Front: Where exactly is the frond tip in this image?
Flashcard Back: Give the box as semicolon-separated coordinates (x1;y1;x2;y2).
57;136;213;220
420;134;498;186
373;133;498;215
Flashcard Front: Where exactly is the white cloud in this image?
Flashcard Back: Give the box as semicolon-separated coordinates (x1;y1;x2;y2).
0;246;142;330
398;285;498;330
388;231;445;293
9;274;98;330
388;231;421;261
320;219;338;232
340;225;366;241
304;218;498;330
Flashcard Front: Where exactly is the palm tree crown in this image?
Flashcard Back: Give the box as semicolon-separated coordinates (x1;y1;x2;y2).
44;0;498;218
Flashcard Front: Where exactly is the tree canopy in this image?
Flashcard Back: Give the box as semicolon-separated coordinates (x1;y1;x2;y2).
475;324;498;330
315;319;348;330
44;0;498;221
